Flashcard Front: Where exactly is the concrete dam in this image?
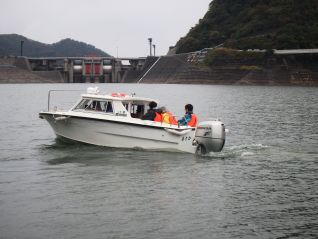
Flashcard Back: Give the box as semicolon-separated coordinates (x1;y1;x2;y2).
0;56;153;83
1;49;318;86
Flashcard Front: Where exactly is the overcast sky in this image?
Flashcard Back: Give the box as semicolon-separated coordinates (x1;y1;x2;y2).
0;0;211;57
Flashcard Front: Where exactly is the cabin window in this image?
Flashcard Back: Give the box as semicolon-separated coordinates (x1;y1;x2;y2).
74;99;113;113
74;99;90;110
130;104;144;118
101;101;113;113
87;100;102;111
123;103;129;111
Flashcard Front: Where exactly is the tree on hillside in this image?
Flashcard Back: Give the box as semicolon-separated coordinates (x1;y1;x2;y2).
0;34;110;57
175;0;318;53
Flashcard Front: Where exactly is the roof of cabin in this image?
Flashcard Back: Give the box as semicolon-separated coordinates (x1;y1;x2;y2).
81;93;159;104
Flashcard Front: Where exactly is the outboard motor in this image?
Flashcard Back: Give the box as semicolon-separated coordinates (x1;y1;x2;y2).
194;120;226;155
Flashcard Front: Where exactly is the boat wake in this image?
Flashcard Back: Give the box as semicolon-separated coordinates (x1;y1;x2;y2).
200;143;270;159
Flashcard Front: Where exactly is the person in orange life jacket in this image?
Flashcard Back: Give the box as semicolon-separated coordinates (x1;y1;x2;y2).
141;101;161;121
160;107;178;125
154;108;162;122
178;104;198;127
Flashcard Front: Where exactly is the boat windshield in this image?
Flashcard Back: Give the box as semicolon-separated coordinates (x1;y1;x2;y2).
74;99;113;113
123;101;146;118
130;104;145;118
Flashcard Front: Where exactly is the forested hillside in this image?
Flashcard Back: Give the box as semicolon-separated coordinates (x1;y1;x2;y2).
0;34;110;57
175;0;318;53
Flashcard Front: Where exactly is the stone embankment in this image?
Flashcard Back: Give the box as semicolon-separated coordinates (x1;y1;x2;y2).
0;57;63;83
134;51;318;86
124;57;158;83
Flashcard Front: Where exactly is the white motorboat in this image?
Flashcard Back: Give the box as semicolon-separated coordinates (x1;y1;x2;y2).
39;87;226;154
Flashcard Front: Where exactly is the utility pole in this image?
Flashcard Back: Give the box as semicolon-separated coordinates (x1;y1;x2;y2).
20;40;24;56
153;44;156;56
148;38;152;56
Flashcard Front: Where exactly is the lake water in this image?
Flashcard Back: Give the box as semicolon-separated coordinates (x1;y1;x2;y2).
0;84;317;239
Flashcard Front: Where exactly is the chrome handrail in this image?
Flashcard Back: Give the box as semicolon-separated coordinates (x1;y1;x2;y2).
47;90;82;111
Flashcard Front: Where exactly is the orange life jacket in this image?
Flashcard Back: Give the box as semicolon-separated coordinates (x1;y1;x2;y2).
162;112;178;125
154;112;162;122
188;113;198;127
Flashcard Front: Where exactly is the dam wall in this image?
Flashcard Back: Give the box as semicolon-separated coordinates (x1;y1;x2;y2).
0;57;63;83
0;56;148;84
1;51;318;86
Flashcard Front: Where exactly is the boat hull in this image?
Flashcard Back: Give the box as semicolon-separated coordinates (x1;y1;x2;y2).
40;113;197;153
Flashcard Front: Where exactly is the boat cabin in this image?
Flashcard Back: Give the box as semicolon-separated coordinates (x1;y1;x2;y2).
71;90;158;119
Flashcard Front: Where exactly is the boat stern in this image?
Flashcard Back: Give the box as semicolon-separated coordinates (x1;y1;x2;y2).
194;120;226;154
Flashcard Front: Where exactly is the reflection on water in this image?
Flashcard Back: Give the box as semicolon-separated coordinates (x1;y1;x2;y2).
0;84;317;239
40;137;272;166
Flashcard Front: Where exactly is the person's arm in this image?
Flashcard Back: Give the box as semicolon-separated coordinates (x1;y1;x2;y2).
141;112;150;120
178;113;191;125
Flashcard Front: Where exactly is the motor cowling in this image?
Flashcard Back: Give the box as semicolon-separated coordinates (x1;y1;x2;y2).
194;120;226;154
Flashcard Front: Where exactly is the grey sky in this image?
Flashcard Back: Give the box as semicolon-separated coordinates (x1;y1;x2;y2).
0;0;211;57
